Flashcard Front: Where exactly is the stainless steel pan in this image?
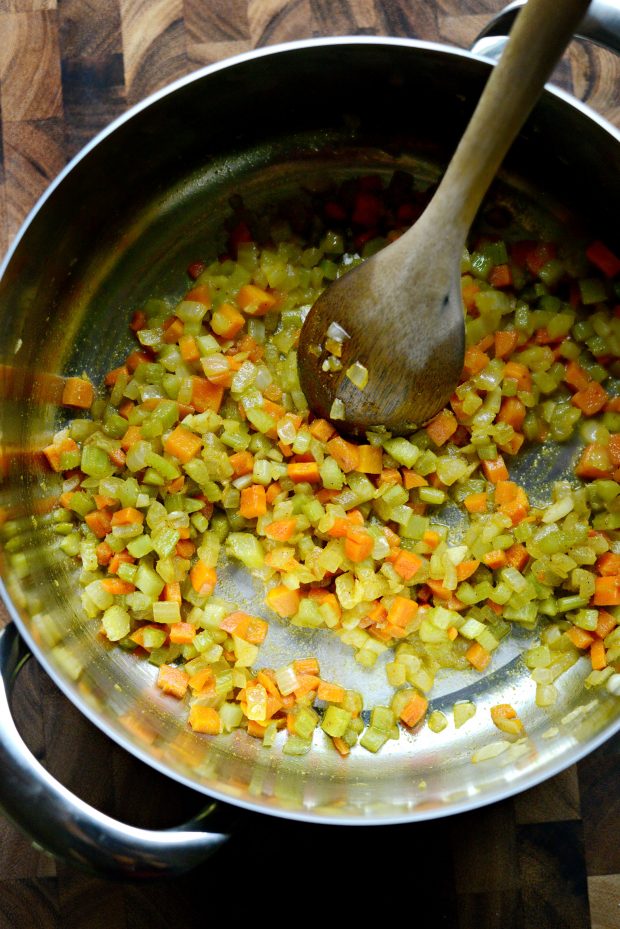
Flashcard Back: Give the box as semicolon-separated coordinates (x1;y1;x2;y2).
1;1;620;878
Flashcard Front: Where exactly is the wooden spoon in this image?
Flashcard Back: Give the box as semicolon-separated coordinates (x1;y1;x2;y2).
298;0;591;436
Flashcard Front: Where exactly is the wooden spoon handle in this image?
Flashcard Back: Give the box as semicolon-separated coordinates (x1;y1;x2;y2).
429;0;592;234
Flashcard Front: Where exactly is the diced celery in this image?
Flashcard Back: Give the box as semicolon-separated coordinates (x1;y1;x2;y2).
102;605;131;641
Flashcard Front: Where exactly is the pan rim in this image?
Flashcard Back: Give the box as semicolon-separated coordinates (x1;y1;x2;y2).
1;34;620;826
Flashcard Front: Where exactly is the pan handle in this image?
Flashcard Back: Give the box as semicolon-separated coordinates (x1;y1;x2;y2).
471;0;620;59
0;622;229;878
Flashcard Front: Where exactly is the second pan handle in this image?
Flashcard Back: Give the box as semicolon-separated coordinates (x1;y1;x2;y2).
472;0;620;59
0;622;230;879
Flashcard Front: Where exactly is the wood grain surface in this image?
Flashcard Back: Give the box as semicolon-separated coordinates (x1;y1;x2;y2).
1;2;620;928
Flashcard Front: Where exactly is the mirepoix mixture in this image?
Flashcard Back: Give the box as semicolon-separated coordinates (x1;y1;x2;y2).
42;172;620;758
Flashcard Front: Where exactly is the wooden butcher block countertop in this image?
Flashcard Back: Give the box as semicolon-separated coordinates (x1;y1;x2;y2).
0;2;619;927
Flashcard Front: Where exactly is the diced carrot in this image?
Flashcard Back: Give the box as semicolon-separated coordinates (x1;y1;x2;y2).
345;527;374;563
596;553;620;576
189;562;217;596
524;241;557;275
130;309;147;332
450;393;470;423
62;377;94;409
261;399;286;426
564;360;591;391
43;436;80;472
357;444;383;473
422;530;441;550
586;240;620;278
386;595;418;629
188;668;215;693
466;641;491;671
163;581;182;604
287;462;321;483
96;541;114;565
497;396;526;431
425;410;458;447
307;589;342;622
246;719;269;739
593;575;620;606
292;657;320;677
380;468;403;486
111;506;144;526
191;376;224;413
566;626;595;649
265;482;282;505
108;550;134;574
118;399;134;419
332;737;350;757
94;493;116;510
486;598;504;615
120;425;142;450
85;509;113;538
294;674;321;698
489;263;512;289
390;549;423;581
463;346;490;377
256;669;280;697
326;436;360;473
100;577;135;595
59;490;76;509
505;543;529;572
105;365;129;387
164;425;202;463
309;418;336;442
162;317;185;344
571;381;608;416
494;330;519;359
461;280;480;310
498;486;529;526
228;450;254;477
490;703;516;720
236;284;277;316
169;622;196;645
264;518;297;541
595;610;617;639
126;350;152;373
162;458;185;486
483;549;508;569
426;578;452;600
239;484;267;519
590;639;607;671
108;446;126;468
246;618;269;644
188;706;222;734
464;492;488;513
317;681;346;703
219;610;253;636
157;664;190;699
494;480;517;504
498;432;525;457
482;455;509;483
179;335;200;363
265;585;300;618
211;302;245;339
399;692;428;728
575;443;612;479
185;284;212;306
402;470;428;489
456;559;480;582
503;361;531;391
